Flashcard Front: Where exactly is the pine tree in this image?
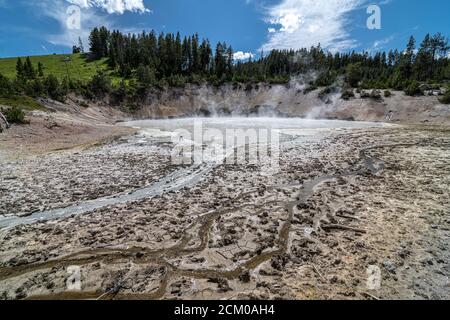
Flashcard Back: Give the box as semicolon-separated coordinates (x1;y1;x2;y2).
192;34;200;74
226;46;234;79
99;27;110;58
89;28;103;60
175;32;183;74
38;62;44;77
182;36;192;73
215;42;226;78
78;37;84;54
16;58;24;80
24;57;36;79
200;40;212;75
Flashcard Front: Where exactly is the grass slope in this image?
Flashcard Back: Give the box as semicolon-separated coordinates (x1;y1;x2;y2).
0;53;121;110
0;53;111;82
0;96;45;111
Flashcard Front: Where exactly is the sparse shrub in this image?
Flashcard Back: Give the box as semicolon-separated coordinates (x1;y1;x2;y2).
341;89;355;100
0;73;15;96
43;74;66;101
360;90;370;99
3;106;26;124
404;81;423;96
303;85;317;94
88;71;111;98
111;80;128;104
317;86;338;103
370;89;382;101
439;86;450;104
156;78;169;90
124;103;139;113
267;75;289;85
189;74;204;85
24;79;45;97
167;74;187;88
318;86;333;99
388;71;409;90
384;90;392;98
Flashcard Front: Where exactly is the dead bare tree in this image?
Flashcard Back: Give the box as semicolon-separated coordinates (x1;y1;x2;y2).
0;111;10;131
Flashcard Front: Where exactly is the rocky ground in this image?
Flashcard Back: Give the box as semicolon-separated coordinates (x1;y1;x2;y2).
0;120;448;300
0;133;174;216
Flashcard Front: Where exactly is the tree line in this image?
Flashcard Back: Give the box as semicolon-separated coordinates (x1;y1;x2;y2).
87;27;450;88
0;27;449;107
88;26;233;84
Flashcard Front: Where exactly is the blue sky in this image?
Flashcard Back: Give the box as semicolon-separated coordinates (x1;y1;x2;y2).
0;0;449;58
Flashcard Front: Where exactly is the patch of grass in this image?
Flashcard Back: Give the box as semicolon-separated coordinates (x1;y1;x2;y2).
0;53;118;83
0;95;45;111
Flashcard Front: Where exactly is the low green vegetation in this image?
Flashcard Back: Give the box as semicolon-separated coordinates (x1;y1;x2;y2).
404;81;423;96
341;89;355;100
1;105;26;124
360;89;383;101
0;53;112;83
303;84;318;95
0;96;44;110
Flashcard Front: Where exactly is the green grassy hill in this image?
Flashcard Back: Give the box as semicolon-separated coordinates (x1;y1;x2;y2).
0;53;122;110
0;53;111;82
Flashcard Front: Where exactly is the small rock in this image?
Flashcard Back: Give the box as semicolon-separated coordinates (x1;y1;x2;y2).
383;260;397;274
239;271;251;283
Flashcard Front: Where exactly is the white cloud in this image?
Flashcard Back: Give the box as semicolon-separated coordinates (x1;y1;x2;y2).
233;51;255;61
262;0;366;52
369;35;394;52
66;0;149;14
29;0;148;49
33;1;106;47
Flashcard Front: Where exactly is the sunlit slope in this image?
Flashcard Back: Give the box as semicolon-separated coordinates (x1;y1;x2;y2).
0;53;110;82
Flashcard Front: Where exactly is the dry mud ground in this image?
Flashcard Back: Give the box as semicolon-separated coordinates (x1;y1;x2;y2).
0;122;449;300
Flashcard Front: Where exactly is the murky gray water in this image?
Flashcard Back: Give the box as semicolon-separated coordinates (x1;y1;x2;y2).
120;117;388;133
0;118;389;230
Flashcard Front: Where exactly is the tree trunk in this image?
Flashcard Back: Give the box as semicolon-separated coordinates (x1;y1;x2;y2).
0;111;10;130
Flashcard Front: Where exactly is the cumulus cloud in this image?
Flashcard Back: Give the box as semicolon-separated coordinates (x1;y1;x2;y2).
261;0;366;52
66;0;149;14
233;51;255;61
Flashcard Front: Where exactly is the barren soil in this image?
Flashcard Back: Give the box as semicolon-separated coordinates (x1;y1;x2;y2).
0;113;448;300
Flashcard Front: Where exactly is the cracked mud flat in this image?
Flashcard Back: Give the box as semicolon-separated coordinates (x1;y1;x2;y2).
0;118;449;300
